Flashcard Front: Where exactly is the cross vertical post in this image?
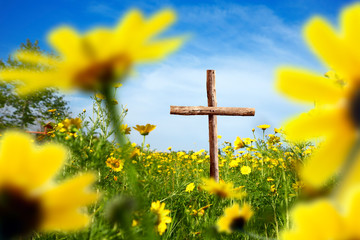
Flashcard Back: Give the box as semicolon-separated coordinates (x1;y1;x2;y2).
170;69;255;182
207;70;219;181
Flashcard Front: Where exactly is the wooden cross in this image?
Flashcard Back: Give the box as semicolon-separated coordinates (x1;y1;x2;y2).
170;70;255;182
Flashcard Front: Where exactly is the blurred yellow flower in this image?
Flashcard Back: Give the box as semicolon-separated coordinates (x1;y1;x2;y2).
113;83;123;88
0;9;185;93
281;186;360;240
240;166;251;175
133;124;156;136
216;203;253;234
201;178;246;199
120;124;131;135
150;201;172;236
185;182;195;193
106;157;124;172
275;3;360;193
130;148;140;159
234;136;245;150
95;93;106;100
48;109;56;113
257;124;270;130
0;131;98;238
229;160;239;168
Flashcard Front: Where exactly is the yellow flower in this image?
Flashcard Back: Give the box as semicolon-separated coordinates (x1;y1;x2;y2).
0;9;185;94
133;124;156;136
234;136;245;150
275;3;360;194
120;124;131;135
229;160;239;168
132;219;138;227
267;177;275;182
216;203;253;234
185;182;195;193
60;118;82;132
274;127;282;134
167;146;172;151
281;186;360;240
95;93;106;100
48;109;56;113
150;201;172;236
106;157;124;172
242;137;254;145
130;148;140;159
270;184;276;193
240;166;251;175
218;135;222;139
190;204;212;216
0;132;98;238
113;83;123;88
201;178;246;199
257;124;270;130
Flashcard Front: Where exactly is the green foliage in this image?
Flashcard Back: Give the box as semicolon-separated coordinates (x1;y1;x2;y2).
31;94;316;240
0;39;70;130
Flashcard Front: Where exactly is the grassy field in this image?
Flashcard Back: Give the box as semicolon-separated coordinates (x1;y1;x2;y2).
29;95;315;240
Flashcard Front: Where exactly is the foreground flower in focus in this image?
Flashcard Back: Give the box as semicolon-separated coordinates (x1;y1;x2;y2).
0;9;185;93
150;200;172;236
201;178;246;199
133;124;156;136
276;3;360;193
281;186;360;240
217;203;253;234
0;131;99;239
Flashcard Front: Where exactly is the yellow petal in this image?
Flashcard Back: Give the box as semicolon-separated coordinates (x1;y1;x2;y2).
113;9;143;49
287;200;342;239
14;51;60;66
343;186;360;238
301;126;356;188
304;17;360;80
40;210;91;231
42;173;98;211
341;4;360;65
135;37;185;61
0;69;69;94
336;153;360;205
27;144;66;190
84;28;113;60
276;68;343;104
283;108;341;141
47;26;84;61
0;131;32;188
141;9;176;41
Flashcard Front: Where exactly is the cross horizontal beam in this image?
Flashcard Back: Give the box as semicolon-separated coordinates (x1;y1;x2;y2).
170;106;255;116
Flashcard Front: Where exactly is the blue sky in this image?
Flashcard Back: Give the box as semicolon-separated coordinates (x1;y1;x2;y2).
1;0;358;150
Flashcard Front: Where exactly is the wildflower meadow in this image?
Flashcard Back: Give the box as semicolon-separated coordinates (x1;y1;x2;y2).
1;2;360;240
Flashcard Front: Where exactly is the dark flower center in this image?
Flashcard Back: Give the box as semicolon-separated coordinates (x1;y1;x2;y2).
0;186;42;239
350;88;360;128
230;217;246;231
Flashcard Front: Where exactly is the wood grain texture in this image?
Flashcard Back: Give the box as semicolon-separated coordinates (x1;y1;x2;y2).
207;70;219;182
170;106;255;116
